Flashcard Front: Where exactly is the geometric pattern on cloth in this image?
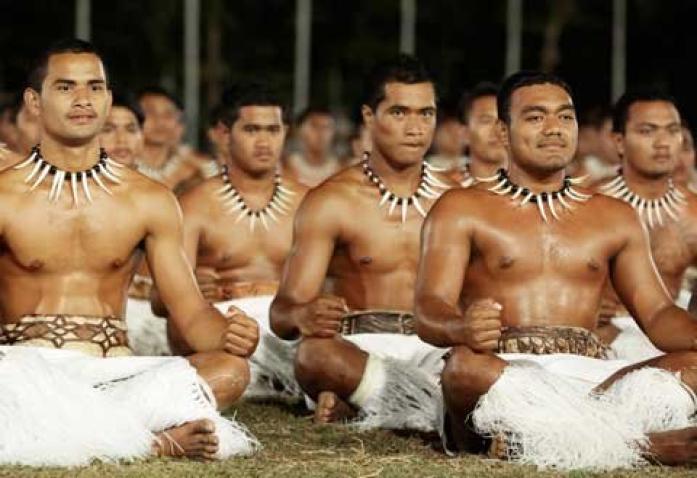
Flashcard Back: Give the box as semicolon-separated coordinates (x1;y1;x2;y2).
340;310;415;335
0;315;132;358
497;325;609;359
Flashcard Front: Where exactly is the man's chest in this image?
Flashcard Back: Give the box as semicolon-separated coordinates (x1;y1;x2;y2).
2;204;144;272
649;220;697;276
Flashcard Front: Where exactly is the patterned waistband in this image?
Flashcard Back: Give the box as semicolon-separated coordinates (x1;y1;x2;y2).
497;325;608;359
0;315;132;358
340;310;415;335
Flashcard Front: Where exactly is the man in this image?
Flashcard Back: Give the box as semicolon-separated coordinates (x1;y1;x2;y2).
0;39;258;464
0;99;19;151
675;122;695;187
457;82;508;186
153;83;308;398
595;91;697;362
285;106;340;187
206;101;231;169
138;86;218;191
270;55;455;429
0;96;41;159
415;71;697;469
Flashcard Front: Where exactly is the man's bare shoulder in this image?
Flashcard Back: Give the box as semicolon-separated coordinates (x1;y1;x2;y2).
280;174;310;200
677;184;697;224
294;165;363;223
177;174;223;212
0;150;24;172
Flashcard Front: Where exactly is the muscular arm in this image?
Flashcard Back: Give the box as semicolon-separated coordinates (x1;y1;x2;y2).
150;189;204;317
414;190;472;347
144;189;227;354
269;188;341;340
612;207;697;351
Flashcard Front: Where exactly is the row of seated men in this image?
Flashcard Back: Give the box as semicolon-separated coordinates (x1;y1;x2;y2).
0;38;697;470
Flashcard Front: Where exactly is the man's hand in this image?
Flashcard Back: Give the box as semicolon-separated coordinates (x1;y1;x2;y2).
598;296;622;322
297;294;348;338
458;298;503;351
222;306;259;357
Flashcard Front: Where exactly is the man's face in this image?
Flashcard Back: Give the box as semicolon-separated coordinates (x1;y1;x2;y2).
228;105;286;175
99;106;144;167
504;83;577;173
140;94;183;147
673;127;695;184
465;95;507;165
25;52;111;145
299;113;335;156
616;101;682;178
363;82;437;167
207;120;230;160
598;117;620;165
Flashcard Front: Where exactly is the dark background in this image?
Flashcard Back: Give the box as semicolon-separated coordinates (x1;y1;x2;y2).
0;0;693;131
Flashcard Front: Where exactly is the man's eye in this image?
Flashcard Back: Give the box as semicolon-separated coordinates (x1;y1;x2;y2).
390;109;405;118
526;115;543;122
91;84;104;91
422;110;435;118
57;85;70;92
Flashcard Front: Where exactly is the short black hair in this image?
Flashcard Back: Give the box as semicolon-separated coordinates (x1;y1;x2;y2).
578;104;612;129
28;38;107;92
362;54;435;111
612;88;680;134
458;81;499;124
497;70;573;125
295;105;333;126
111;91;145;126
137;85;184;112
218;82;287;127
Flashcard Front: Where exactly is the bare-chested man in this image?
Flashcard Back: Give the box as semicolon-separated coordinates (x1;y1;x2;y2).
595;91;697;362
270;55;455;430
0;39;259;465
153;83;308;398
138;86;218;191
415;71;697;469
99;91;144;169
457;82;508;187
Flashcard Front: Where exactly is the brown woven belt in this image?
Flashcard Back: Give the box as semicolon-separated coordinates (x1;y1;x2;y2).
0;315;132;358
497;325;609;359
340;310;415;335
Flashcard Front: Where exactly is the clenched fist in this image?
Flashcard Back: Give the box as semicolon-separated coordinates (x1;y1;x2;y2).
222;305;259;357
297;294;348;338
459;298;503;352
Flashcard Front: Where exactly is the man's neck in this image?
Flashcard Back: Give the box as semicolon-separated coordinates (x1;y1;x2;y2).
39;136;101;172
368;150;423;197
507;163;566;194
302;149;330;166
622;163;672;199
141;143;171;168
226;161;277;197
469;156;503;178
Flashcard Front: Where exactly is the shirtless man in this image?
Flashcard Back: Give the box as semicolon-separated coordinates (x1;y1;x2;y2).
138;86;218;191
457;82;508;186
154;83;308;397
270;55;455;429
0;39;259;463
415;71;697;469
595;91;697;361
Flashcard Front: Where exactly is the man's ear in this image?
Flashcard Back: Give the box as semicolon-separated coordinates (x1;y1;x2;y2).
361;104;374;129
496;119;510;148
23;88;41;118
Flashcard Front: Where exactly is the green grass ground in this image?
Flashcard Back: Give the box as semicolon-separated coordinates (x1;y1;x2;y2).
1;401;694;478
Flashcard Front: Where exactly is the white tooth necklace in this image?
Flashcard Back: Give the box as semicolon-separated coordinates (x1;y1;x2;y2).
13;145;123;205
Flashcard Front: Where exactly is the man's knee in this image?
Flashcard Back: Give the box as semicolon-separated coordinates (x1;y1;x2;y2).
295;337;342;381
442;347;505;397
190;351;251;408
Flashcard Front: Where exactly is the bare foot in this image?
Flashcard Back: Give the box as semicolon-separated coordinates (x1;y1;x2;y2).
314;391;357;424
153;418;219;461
646;427;697;465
